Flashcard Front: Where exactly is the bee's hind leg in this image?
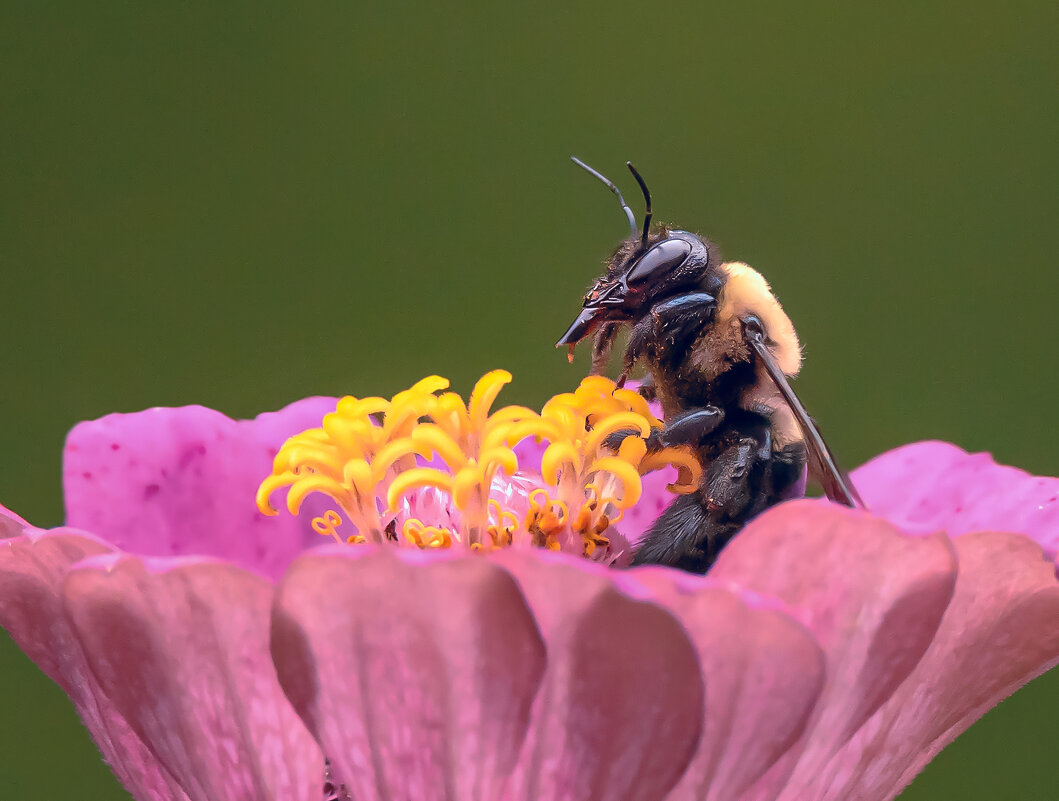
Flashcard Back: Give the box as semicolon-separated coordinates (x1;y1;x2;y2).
632;415;785;573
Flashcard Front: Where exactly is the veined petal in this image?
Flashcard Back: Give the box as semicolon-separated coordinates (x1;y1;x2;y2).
0;528;191;801
493;550;703;801
271;547;546;801
818;531;1059;800
710;501;958;801
62;554;321;801
633;570;826;801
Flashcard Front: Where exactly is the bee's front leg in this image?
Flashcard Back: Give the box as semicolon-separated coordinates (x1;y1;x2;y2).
660;406;725;448
604;405;725;454
620;292;717;382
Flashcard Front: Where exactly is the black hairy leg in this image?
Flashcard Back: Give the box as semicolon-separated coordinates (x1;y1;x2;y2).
590;321;622;375
603;405;725;454
621;291;716;382
631;419;807;573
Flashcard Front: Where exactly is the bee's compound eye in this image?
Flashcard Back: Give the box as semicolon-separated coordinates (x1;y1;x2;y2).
625;239;693;287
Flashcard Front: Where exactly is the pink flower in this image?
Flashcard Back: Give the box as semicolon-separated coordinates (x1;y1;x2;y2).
2;383;1058;801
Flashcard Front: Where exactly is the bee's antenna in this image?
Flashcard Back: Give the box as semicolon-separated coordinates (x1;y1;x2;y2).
571;156;637;238
626;162;652;247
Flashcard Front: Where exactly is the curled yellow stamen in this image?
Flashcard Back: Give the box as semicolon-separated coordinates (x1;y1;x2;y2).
641;447;703;493
403;519;454;549
584;412;652;454
311;509;344;544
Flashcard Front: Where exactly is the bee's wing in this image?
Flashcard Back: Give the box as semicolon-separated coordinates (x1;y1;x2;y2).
746;332;865;509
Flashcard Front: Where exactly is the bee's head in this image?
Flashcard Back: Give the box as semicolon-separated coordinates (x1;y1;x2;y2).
557;159;721;349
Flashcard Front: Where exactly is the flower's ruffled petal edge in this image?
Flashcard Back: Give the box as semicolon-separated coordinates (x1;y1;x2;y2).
819;530;1059;800
62;397;338;579
0;502;29;538
271;546;548;801
60;552;322;801
0;524;191;801
629;568;826;801
853;440;1059;554
490;550;704;801
709;500;960;801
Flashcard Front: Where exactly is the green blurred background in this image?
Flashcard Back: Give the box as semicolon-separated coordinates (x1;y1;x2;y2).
1;2;1056;798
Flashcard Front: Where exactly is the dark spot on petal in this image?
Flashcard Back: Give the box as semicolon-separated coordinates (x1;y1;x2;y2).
81;471;93;481
144;484;160;499
178;444;209;469
110;443;121;451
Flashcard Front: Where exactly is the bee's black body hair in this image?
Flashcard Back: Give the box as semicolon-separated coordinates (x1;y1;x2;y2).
560;158;861;572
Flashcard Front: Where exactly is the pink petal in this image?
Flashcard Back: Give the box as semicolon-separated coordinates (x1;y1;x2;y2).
271;546;547;801
817;531;1059;800
61;554;321;801
0;503;28;538
494;550;704;801
63;397;337;577
853;441;1059;554
709;500;958;801
631;570;826;801
0;527;191;801
619;466;681;547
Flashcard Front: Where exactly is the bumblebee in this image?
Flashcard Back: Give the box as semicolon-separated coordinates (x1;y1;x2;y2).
557;158;862;572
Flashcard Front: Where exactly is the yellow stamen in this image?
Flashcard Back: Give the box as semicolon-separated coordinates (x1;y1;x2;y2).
540;441;583;486
403;520;455;549
641;447;703;493
468;369;513;432
310;510;344;544
256;371;698;559
386;467;455;513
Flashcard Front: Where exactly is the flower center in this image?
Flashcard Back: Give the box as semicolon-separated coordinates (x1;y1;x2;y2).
256;370;700;560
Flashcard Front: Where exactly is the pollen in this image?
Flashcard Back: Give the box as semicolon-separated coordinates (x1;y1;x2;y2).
257;370;700;560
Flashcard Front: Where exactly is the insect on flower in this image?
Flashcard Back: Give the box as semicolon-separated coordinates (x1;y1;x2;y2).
558;157;862;571
1;165;1057;801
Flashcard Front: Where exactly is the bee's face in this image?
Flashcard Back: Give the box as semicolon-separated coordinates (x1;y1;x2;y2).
557;231;716;347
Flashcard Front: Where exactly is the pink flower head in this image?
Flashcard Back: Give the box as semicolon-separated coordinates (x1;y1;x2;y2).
1;371;1058;801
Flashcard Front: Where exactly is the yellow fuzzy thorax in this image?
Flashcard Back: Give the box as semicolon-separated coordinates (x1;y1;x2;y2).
257;371;700;558
719;262;802;376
